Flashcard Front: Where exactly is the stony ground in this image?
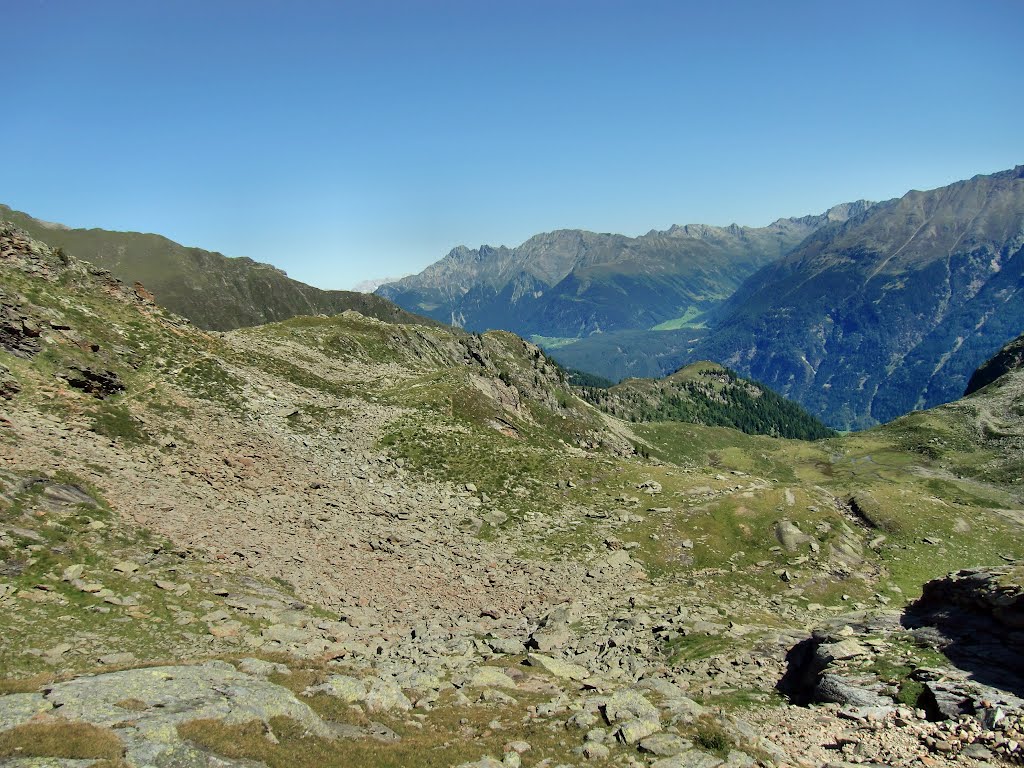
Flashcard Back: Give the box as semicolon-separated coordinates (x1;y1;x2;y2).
2;222;1023;767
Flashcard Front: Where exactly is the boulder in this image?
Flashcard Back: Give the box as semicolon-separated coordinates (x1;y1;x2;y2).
305;674;367;703
526;653;588;681
469;667;518;689
12;662;336;767
365;678;413;713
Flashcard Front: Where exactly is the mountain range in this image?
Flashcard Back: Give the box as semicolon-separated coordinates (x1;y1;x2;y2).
695;165;1024;428
377;202;873;338
381;167;1024;430
5;165;1022;431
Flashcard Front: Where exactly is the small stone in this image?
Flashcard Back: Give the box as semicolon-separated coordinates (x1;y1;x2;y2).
504;740;531;755
238;658;290;678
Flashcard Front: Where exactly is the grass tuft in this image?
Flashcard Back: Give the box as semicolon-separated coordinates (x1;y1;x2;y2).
0;720;124;760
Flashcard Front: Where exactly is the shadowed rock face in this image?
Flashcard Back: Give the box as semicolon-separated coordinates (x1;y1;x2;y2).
903;564;1024;694
966;332;1024;396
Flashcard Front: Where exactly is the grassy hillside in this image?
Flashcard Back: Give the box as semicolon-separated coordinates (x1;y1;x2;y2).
0;204;444;331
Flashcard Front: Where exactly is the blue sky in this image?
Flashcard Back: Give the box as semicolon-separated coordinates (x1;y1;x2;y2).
4;0;1023;289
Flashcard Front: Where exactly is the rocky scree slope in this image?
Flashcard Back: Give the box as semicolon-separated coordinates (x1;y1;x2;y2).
377;203;873;339
0;203;443;332
2;221;1024;767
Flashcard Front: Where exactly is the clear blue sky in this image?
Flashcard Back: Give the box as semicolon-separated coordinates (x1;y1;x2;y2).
4;0;1023;289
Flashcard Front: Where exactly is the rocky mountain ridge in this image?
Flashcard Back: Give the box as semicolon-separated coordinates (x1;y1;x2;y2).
691;165;1024;429
966;331;1024;396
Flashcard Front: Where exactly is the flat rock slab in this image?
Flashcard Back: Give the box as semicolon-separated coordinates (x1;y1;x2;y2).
639;732;694;756
468;667;518;689
526;653;588;681
651;750;724;768
0;692;49;731
0;661;334;767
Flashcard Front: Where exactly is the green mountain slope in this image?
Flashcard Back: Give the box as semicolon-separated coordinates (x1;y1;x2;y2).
578;361;836;440
0;204;443;331
377;203;872;338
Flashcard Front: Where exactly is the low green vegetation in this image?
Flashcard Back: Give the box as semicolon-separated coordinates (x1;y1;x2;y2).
692;717;734;757
178;690;590;768
89;401;150;444
528;334;580;350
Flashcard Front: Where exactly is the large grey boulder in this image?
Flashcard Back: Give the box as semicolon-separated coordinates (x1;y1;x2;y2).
0;662;334;768
814;673;892;708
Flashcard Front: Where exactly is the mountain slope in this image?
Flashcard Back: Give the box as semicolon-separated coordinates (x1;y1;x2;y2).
578;361;836;440
3;221;1024;767
681;166;1024;429
0;204;443;331
378;202;873;338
